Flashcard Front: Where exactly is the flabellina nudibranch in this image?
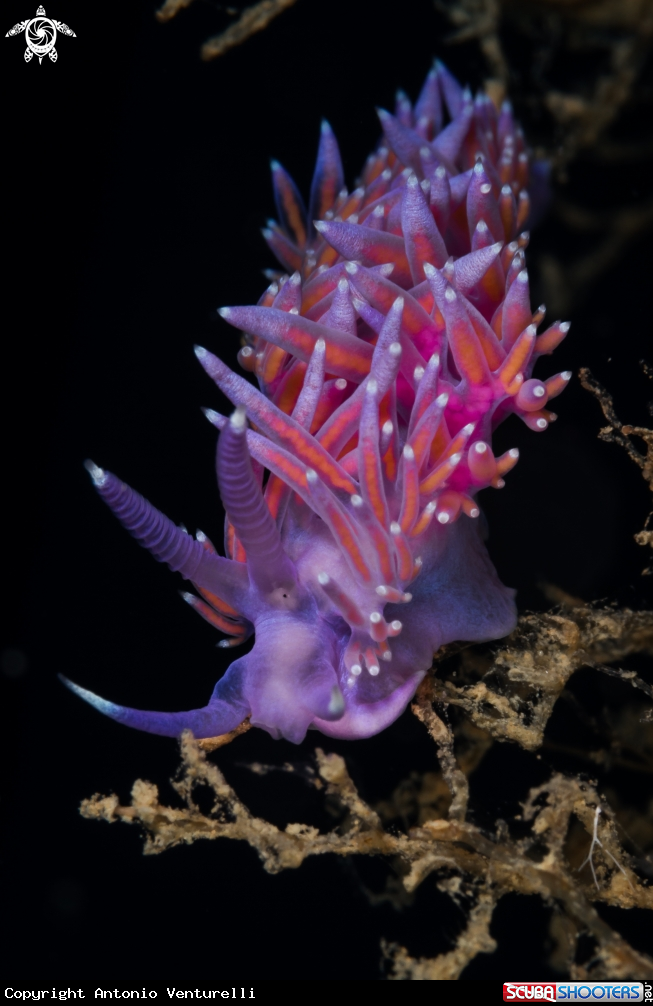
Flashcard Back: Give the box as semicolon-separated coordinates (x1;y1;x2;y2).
63;62;571;744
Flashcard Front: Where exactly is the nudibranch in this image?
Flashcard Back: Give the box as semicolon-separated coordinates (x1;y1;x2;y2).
64;62;570;743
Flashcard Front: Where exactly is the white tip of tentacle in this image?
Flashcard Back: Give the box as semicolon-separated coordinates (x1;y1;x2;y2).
436;393;449;408
450;452;463;465
382;420;393;436
84;459;107;486
445;287;456;302
389;341;402;357
367;378;378;395
317;572;330;586
350;494;363;507
59;676;122;717
403;444;415;460
437;512;450;524
335;378;348;390
216;309;232;320
230;406;247;432
196;529;207;542
313;220;327;234
370;612;382;624
306;468;318;484
413;366;425;382
390;522;402;536
368;664;380;676
203;408;221;425
351;664;362;676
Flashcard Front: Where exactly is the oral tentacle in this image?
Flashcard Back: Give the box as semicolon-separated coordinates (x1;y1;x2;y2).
60;658;250;739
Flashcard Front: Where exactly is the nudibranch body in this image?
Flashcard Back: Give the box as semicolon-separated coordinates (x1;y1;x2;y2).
65;62;570;743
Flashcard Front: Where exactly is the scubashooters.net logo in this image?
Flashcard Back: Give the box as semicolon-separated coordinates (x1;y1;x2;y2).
504;985;645;1002
5;5;75;64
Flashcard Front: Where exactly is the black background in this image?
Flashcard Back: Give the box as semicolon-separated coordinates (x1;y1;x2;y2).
3;0;652;981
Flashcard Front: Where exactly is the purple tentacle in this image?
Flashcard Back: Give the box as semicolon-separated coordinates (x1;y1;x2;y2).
432;101;473;168
216;408;297;594
60;658;250;738
85;462;249;607
376;108;425;177
270;160;307;247
436;59;465;119
414;67;443;137
308;120;344;232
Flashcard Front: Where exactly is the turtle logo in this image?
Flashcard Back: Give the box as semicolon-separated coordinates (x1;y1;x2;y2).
5;5;76;64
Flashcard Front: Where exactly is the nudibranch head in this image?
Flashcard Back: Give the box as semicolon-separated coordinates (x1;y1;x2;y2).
64;62;570;743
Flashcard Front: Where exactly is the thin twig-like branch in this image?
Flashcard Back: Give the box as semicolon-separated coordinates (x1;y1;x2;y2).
412;677;470;821
580;367;653;566
155;0;196;23
201;0;298;60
